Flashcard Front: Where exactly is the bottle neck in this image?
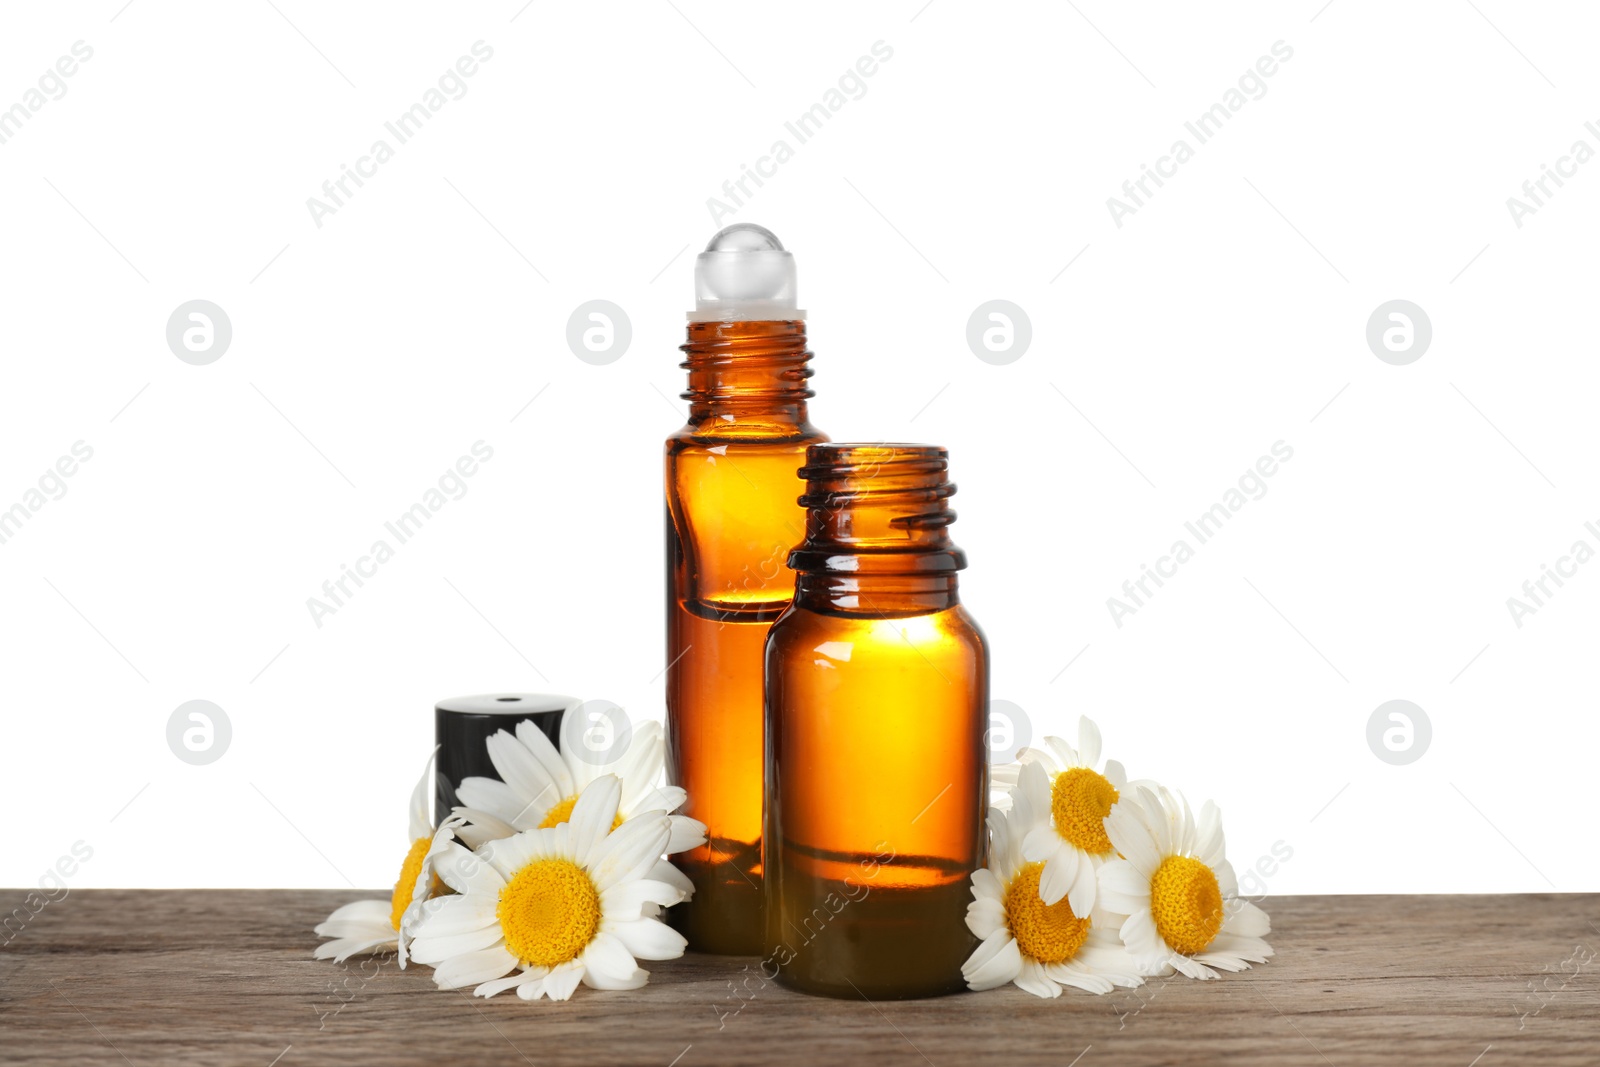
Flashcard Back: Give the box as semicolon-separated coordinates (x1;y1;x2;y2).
680;319;813;436
788;444;966;617
794;572;960;616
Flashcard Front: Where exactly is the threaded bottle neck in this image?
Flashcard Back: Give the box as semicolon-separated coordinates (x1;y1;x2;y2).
680;320;813;434
789;444;966;615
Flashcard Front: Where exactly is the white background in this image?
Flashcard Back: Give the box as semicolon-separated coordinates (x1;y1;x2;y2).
2;1;1594;897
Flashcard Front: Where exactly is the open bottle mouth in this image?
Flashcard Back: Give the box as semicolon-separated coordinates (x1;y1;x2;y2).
789;442;966;576
798;444;951;497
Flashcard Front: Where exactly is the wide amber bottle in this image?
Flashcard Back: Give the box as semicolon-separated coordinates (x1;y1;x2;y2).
665;226;827;954
763;443;987;998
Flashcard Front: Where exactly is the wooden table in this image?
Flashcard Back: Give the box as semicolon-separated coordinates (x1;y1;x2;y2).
2;890;1595;1065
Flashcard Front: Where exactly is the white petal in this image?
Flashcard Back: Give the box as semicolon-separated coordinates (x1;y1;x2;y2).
1044;961;1113;995
480;829;548;880
646;859;695;899
568;775;623;866
1016;760;1052;827
475;970;542;998
1105;805;1160;877
456;777;545;831
452;819;515;851
1223;900;1271;938
989;809;1019;876
581;929;643;984
1120;908;1165;961
666;815;708;854
970;867;1004;903
540;959;586;1001
1194;799;1225;867
1044;736;1079;770
965;896;1006;940
589;815;671;892
316;897;391;932
404;894;497;938
1191;951;1251;972
605;917;686;962
1015;958;1061;998
1077;716;1102;769
633;785;688;818
962;931;1022;991
602;879;686;922
434;842;506;897
1021;825;1059;864
1104;759;1127;790
432;945;517;989
514;717;575;798
407;924;506;964
1169;953;1219;980
582;963;649;991
408;750;436;841
509;975;549;1000
1039;844;1080;906
1015;744;1060;772
1067;853;1097;918
1205;932;1274;962
607;720;665;809
1213;859;1240;899
314;916;392;941
487;729;565;816
1146;787;1175;858
313;936;395;962
1073;943;1146;986
1097;859;1149;901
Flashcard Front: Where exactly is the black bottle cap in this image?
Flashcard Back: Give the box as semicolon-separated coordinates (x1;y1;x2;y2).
434;693;575;822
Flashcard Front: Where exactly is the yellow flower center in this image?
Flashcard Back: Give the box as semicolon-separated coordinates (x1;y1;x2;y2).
496;857;602;968
1003;862;1091;964
538;794;623;831
390;836;431;932
1149;855;1224;955
1050;767;1119;854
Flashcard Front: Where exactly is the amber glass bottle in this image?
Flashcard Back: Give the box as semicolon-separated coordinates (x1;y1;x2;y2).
764;444;987;998
665;226;827;954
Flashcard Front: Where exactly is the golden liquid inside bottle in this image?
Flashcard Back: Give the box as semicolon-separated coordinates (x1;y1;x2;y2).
764;445;987;997
665;320;826;954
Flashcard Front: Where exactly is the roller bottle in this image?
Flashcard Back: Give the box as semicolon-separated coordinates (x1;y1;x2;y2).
664;224;828;954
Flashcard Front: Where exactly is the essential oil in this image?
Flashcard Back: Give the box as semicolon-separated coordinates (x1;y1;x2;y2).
665;225;828;954
764;444;987;997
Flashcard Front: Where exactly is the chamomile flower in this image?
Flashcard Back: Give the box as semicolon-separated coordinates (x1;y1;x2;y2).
1097;785;1273;980
452;712;704;899
962;766;1144;998
993;716;1129;916
408;774;688;1001
314;754;450;964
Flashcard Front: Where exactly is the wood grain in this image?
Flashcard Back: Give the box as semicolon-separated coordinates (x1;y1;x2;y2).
1;891;1595;1066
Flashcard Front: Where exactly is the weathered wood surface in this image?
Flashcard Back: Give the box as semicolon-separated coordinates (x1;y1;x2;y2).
0;891;1595;1065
